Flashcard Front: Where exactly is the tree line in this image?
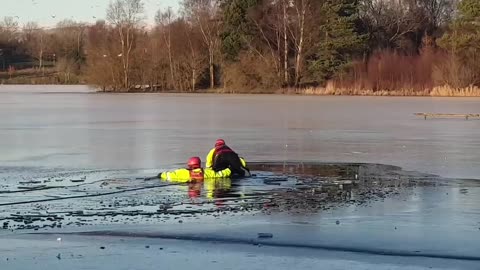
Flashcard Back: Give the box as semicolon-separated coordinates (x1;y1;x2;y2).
0;0;479;92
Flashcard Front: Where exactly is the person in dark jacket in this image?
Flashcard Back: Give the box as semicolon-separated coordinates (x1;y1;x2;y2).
205;139;250;177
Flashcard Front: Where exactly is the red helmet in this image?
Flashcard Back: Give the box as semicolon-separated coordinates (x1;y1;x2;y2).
215;139;225;147
187;157;201;169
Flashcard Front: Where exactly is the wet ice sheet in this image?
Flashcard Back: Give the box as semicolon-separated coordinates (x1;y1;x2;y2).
0;163;401;229
1;163;479;266
3;184;474;269
2;233;478;270
0;163;351;230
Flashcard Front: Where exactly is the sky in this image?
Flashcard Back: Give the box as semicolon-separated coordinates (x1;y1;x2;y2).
0;0;180;28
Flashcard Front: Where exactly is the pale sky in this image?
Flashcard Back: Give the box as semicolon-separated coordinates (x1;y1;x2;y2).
0;0;180;28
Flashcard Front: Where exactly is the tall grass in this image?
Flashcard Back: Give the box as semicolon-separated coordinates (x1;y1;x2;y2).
296;86;480;97
429;86;480;97
334;49;439;92
312;48;480;97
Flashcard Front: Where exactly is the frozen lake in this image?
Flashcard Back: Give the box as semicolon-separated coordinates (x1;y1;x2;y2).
1;85;480;269
1;85;480;178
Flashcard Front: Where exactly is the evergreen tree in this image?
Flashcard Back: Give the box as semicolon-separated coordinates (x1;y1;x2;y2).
438;0;480;86
306;0;366;84
219;0;259;61
438;0;480;55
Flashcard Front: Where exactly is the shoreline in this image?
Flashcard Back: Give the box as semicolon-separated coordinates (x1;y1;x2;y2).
1;84;480;97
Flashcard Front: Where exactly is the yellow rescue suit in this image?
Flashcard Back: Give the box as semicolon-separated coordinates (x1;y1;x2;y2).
158;167;232;182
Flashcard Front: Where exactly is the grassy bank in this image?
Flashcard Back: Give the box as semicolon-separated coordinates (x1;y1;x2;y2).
287;86;480;97
2;78;480;97
204;85;480;97
0;68;83;85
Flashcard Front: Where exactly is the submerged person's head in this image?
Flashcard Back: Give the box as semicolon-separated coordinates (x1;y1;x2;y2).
187;156;201;170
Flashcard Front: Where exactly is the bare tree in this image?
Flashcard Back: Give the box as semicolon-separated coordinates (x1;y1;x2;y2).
107;0;145;90
183;0;221;89
388;1;424;44
247;0;284;82
22;22;47;70
183;22;207;91
0;17;19;43
283;0;289;85
148;28;170;91
155;8;177;90
359;0;426;51
54;20;86;61
291;0;309;87
85;20;124;91
417;0;455;30
56;57;77;83
244;1;302;86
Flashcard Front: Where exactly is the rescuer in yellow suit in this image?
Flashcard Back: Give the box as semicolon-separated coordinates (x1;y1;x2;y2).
158;156;232;182
157;156;247;203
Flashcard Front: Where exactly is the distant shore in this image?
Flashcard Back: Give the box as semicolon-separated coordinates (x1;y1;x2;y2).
1;82;480;97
